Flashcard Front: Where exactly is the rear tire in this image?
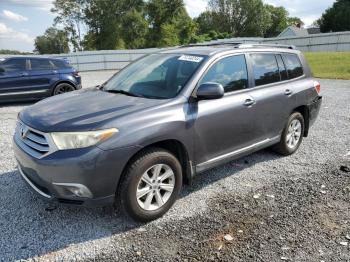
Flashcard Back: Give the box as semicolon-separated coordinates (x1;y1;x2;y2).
273;112;304;156
53;83;75;96
116;148;183;222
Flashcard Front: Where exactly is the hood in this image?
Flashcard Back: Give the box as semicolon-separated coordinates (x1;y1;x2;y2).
19;88;168;132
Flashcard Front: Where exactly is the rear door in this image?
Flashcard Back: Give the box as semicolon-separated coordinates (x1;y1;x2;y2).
0;58;32;101
246;52;298;140
193;54;261;168
28;58;59;96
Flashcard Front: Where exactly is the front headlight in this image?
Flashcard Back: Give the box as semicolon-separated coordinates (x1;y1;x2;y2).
51;128;118;150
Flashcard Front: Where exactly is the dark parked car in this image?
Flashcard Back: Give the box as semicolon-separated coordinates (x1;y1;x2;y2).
13;43;322;222
0;56;81;102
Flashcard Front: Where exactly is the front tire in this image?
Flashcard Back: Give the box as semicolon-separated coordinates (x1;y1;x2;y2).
273;112;305;156
116;148;183;222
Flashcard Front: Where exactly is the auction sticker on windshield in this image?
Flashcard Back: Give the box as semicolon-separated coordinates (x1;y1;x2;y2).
178;55;203;63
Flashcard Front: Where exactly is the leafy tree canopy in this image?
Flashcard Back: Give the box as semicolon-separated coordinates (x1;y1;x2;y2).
287;17;304;27
319;0;350;33
34;27;70;54
49;0;304;51
264;4;288;37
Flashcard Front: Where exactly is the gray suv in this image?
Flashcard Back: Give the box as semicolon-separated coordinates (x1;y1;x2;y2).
13;43;322;221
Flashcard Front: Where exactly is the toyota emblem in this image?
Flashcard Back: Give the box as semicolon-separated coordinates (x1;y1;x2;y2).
20;126;28;139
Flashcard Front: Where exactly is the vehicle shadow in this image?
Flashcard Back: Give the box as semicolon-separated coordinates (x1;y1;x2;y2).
0;149;281;260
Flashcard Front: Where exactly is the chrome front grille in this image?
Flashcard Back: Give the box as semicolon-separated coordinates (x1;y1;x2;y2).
15;122;51;158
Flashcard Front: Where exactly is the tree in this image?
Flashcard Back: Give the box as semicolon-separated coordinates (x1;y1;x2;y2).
264;4;288;37
52;0;87;51
50;0;196;50
0;50;33;55
287;17;304;27
318;0;350;32
194;11;219;35
34;27;69;54
83;0;144;50
146;0;195;47
311;19;322;28
121;9;149;49
195;2;302;38
207;0;271;37
158;23;180;47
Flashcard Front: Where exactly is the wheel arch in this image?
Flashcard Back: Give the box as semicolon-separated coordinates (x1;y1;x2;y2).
293;105;309;137
51;80;77;95
119;139;193;189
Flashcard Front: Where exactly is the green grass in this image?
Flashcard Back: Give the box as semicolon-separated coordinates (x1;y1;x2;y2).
304;52;350;80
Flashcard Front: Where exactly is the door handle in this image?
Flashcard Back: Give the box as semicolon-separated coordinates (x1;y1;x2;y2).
244;98;256;107
20;72;29;77
285;89;293;96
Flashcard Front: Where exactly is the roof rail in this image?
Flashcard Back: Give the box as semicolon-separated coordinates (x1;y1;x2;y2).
237;43;296;50
182;42;296;50
182;42;243;48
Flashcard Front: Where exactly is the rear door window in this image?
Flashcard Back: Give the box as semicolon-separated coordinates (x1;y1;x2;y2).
282;54;303;79
0;58;26;72
199;55;248;93
250;53;280;86
30;59;53;70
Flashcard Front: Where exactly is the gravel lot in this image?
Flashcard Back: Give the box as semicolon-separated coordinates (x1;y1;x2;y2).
0;79;349;261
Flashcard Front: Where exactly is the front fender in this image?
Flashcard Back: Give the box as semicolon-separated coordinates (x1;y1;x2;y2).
97;99;192;150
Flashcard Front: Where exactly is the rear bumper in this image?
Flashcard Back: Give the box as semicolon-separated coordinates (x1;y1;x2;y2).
308;95;322;127
13;137;139;207
75;76;82;89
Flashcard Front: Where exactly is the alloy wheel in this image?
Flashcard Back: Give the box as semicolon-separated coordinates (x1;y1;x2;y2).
136;164;175;211
286;119;302;149
54;84;75;95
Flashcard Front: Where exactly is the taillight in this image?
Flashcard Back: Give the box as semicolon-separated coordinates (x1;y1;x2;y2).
72;71;80;77
314;81;321;94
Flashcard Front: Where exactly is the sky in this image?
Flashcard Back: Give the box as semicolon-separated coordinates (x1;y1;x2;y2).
0;0;335;52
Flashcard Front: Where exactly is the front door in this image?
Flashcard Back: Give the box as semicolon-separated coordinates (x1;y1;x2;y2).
193;54;260;168
0;58;31;101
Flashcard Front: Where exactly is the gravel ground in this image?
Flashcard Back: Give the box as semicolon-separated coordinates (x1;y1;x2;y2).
0;79;349;261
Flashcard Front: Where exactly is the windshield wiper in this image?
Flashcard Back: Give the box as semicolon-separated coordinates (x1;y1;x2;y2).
104;89;165;99
105;89;140;97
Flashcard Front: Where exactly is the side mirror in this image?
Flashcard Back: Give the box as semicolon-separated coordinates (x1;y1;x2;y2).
196;82;224;100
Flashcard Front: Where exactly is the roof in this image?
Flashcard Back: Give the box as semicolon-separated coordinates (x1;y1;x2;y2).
1;56;66;61
278;26;309;38
307;27;321;35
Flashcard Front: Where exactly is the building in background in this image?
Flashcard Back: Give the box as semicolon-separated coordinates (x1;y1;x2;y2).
278;25;309;37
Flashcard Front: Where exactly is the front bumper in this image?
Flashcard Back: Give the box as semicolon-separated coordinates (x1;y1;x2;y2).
13;137;139;207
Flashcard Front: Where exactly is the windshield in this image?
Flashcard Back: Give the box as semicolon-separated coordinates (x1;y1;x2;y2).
103;53;206;99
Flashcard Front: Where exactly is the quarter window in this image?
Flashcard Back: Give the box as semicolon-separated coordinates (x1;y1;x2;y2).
251;53;280;86
30;59;53;70
199;55;248;93
282;54;303;79
51;59;70;69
